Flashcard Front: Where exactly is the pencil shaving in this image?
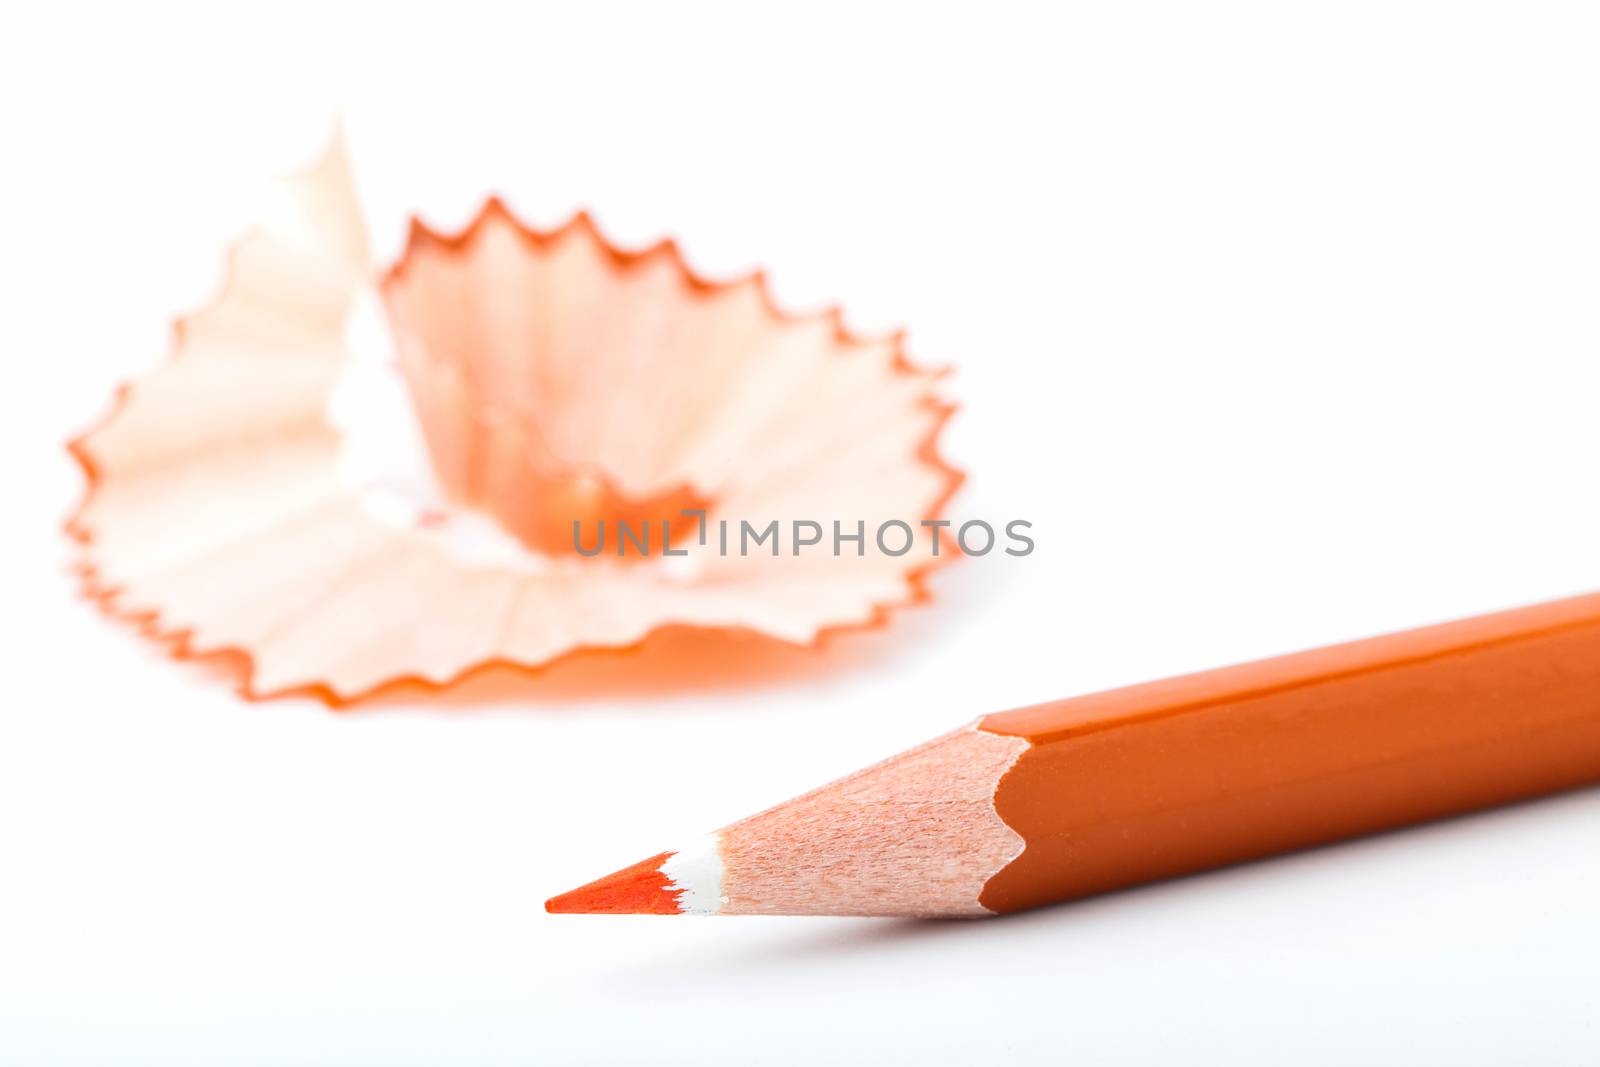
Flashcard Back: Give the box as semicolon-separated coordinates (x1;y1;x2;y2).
67;136;962;703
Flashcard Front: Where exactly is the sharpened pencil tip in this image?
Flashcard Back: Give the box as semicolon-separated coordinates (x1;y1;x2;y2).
545;851;684;915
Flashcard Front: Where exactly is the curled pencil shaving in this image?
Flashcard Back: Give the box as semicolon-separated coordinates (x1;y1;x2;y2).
67;137;963;703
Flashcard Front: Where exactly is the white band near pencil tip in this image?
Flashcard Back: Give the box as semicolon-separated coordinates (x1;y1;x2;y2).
660;834;726;915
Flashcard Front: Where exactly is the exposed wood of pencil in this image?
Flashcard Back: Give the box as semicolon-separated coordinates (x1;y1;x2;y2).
546;591;1600;917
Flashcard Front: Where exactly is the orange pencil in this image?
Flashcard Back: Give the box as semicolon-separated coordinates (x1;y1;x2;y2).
547;592;1600;917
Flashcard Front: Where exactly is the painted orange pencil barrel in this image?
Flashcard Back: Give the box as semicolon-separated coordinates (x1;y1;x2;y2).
977;592;1600;914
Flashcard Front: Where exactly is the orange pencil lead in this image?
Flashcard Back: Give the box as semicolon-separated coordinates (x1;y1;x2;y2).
545;852;683;915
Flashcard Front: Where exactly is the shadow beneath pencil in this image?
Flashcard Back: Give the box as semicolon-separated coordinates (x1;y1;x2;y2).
692;894;1145;963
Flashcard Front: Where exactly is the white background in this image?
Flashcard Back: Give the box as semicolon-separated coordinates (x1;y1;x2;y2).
4;2;1600;1063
